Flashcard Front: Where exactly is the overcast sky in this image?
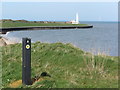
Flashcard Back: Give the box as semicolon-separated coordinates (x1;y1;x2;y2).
2;2;118;21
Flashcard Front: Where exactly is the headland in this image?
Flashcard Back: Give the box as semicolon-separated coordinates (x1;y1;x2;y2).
0;19;93;34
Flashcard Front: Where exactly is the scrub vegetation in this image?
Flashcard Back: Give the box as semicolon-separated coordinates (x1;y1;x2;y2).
1;20;87;28
2;42;118;88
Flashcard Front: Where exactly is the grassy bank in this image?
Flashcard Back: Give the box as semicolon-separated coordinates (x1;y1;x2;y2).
1;21;87;28
2;42;118;88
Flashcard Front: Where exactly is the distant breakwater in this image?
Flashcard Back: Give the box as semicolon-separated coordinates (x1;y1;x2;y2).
0;25;93;34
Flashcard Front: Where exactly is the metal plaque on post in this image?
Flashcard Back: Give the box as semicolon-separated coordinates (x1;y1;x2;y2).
22;38;32;85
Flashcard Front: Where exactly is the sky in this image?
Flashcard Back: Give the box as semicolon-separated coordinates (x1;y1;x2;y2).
1;2;118;21
1;0;119;2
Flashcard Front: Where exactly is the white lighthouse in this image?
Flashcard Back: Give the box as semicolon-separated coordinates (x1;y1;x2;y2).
76;13;79;24
70;13;79;24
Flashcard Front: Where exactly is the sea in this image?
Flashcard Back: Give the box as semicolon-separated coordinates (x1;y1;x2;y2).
1;22;118;56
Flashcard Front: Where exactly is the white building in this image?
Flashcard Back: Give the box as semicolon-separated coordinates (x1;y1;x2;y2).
70;13;79;24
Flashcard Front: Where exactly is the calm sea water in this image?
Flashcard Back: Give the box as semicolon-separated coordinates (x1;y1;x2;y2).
4;22;118;56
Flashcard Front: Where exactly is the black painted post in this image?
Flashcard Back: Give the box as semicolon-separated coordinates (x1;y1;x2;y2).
22;38;32;85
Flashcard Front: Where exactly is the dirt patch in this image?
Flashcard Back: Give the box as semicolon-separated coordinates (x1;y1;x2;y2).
9;80;22;88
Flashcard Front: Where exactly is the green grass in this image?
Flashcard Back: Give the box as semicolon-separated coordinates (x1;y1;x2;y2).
1;42;118;88
1;21;88;28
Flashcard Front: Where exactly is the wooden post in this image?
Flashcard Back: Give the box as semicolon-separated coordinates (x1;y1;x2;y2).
22;38;32;85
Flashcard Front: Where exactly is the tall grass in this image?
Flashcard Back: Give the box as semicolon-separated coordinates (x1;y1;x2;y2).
1;42;118;88
0;46;2;89
83;53;107;78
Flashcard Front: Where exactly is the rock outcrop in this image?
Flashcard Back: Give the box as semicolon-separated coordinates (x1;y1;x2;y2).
0;37;17;46
0;38;7;46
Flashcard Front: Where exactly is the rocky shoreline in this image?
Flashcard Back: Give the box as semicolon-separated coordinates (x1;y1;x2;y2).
0;36;18;46
0;25;93;34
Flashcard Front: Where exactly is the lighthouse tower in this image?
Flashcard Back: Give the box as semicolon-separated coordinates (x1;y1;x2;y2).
76;13;79;24
70;13;79;24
